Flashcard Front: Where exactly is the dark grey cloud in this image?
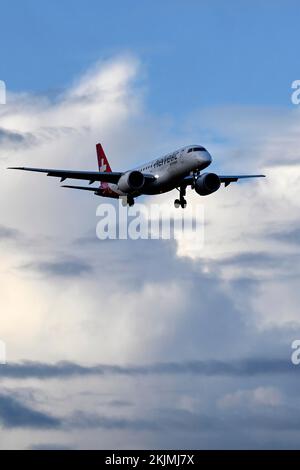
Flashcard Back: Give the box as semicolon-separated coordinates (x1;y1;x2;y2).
73;236;202;288
0;393;60;429
2;232;298;448
29;443;73;450
0;125;78;153
216;250;300;281
20;258;93;278
0;127;37;148
67;405;300;438
0;357;297;380
69;411;159;431
220;251;281;268
108;400;133;408
271;226;300;246
4;384;300;446
0;224;21;241
140;406;300;449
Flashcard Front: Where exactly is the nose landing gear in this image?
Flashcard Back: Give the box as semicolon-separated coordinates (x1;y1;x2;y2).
174;187;187;208
174;198;187;208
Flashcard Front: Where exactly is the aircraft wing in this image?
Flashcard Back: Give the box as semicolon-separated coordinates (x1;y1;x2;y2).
183;174;265;187
218;174;265;187
8;167;123;183
8;167;156;184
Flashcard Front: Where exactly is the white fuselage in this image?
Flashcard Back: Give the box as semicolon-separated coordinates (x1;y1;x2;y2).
109;145;212;197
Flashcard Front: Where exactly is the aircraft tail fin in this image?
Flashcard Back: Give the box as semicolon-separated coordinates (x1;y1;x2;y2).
96;143;112;173
96;143;112;190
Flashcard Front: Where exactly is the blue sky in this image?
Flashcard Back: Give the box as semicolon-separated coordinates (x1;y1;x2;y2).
1;0;299;114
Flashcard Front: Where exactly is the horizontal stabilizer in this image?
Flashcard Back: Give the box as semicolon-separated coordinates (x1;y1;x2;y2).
61;185;98;192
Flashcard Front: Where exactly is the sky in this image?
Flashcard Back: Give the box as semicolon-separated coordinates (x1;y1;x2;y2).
0;0;300;450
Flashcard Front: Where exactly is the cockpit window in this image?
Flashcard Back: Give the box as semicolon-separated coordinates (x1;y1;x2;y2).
188;146;206;153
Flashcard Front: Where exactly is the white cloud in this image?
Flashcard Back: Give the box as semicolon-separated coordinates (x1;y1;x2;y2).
0;55;300;449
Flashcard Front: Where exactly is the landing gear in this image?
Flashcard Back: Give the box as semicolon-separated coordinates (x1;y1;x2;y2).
128;198;135;207
174;198;187;209
191;171;200;189
174;187;187;208
121;196;135;207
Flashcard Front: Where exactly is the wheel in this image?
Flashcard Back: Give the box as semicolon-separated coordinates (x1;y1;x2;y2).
127;197;134;207
127;196;135;207
121;197;134;207
174;199;181;208
180;198;187;209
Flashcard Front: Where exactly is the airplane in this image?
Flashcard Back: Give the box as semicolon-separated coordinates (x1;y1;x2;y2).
8;143;265;208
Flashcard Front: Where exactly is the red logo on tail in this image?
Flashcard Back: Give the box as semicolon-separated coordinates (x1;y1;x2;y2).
96;143;114;193
96;143;112;173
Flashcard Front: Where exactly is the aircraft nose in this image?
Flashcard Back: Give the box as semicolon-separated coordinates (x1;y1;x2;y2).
203;151;212;164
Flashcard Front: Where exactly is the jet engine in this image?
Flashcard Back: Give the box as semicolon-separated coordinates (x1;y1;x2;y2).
195;173;221;196
117;170;145;193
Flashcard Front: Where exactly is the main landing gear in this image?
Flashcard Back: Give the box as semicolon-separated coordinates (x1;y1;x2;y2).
128;196;135;207
121;196;135;207
174;187;187;209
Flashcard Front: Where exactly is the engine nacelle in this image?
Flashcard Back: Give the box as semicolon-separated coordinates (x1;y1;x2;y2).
195;173;221;196
117;170;145;193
